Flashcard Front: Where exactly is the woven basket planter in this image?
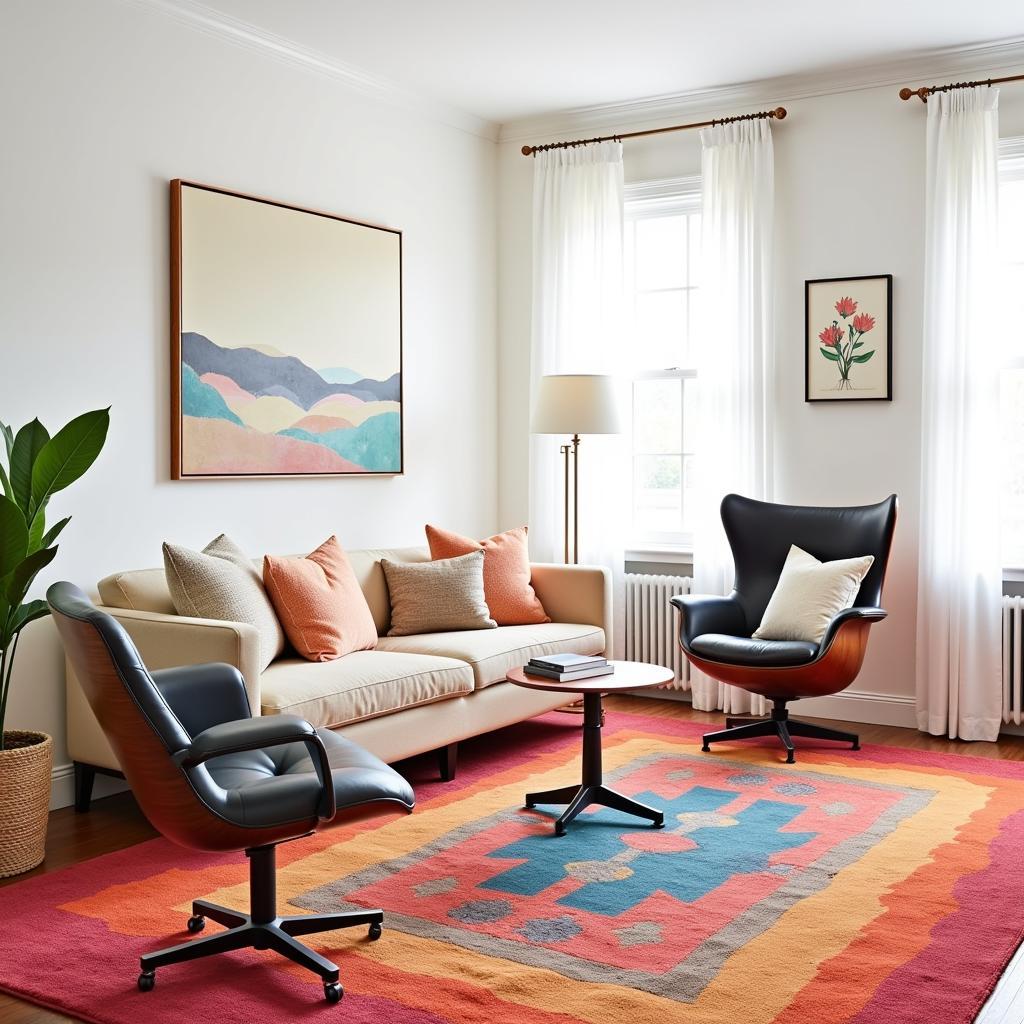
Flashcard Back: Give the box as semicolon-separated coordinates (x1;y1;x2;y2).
0;731;53;878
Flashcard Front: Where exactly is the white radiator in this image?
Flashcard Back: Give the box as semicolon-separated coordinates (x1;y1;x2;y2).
1003;595;1024;725
625;573;693;690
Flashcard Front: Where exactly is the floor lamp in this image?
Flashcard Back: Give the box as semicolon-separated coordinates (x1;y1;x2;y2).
531;374;622;565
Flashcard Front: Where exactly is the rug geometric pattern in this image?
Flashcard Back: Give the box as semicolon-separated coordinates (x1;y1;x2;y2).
2;711;1023;1024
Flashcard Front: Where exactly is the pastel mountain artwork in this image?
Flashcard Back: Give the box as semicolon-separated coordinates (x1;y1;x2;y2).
179;332;400;475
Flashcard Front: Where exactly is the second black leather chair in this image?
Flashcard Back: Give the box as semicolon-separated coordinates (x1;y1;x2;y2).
48;582;415;1004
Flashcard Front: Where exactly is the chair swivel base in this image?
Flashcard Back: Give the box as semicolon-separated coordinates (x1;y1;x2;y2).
701;699;859;764
137;843;382;1003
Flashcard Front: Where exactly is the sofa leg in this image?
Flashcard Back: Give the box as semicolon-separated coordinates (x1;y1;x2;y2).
437;743;457;782
74;762;96;813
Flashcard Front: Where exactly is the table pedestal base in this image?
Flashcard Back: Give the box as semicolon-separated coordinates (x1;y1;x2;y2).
524;691;665;837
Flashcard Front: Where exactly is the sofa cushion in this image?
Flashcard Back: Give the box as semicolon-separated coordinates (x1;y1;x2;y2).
376;622;605;690
263;537;378;661
259;650;473;728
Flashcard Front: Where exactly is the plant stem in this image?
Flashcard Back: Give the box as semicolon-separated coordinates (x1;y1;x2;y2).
0;630;21;750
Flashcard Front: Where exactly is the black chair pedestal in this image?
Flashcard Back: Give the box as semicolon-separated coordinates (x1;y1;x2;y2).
702;699;859;764
138;843;384;1003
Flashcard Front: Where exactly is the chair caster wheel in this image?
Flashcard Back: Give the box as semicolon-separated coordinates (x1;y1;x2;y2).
554;825;566;837
701;744;710;753
138;970;155;992
652;820;665;829
786;754;795;765
187;915;205;933
525;802;535;809
324;981;344;1003
368;922;382;941
852;743;861;751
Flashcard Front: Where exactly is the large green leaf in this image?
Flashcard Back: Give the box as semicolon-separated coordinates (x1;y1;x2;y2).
11;419;49;515
0;459;10;502
5;546;58;607
819;347;840;361
9;599;49;635
0;496;28;577
851;350;876;364
29;408;109;523
39;516;70;550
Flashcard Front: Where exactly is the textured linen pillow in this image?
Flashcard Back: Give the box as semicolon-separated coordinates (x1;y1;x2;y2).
425;524;550;626
752;545;875;644
381;551;497;637
262;536;378;662
163;534;285;672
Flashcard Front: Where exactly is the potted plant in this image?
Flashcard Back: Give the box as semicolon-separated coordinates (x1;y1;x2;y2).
0;408;109;876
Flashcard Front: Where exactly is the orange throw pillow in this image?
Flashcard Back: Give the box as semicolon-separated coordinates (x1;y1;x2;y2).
263;537;377;661
425;524;550;626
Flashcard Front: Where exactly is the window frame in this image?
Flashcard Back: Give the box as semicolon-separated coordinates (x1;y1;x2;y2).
624;176;701;552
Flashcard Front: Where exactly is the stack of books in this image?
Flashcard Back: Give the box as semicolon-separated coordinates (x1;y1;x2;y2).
524;653;613;682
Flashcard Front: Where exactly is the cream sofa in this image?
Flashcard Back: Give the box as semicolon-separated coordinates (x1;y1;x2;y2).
67;546;610;809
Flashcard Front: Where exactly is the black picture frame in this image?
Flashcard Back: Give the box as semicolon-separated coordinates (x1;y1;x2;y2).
805;274;892;402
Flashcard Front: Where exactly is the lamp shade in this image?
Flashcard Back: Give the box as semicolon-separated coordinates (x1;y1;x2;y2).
531;374;622;435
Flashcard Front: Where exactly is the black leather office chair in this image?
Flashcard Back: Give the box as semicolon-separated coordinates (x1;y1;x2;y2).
670;494;897;763
47;582;415;1004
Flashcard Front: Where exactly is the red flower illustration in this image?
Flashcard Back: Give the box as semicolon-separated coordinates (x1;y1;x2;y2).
818;324;843;347
817;293;877;391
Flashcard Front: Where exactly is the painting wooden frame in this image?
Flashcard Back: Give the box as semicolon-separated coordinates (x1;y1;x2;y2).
805;275;892;402
171;179;403;478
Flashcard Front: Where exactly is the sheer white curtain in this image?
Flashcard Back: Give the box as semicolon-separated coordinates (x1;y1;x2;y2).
916;87;1003;742
688;119;775;713
528;141;628;654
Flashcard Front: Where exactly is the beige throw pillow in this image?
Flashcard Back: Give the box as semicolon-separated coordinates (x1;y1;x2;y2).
381;551;497;637
163;534;285;671
752;545;874;644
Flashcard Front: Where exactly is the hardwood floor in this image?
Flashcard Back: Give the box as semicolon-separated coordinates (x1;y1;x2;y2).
1;697;1022;1023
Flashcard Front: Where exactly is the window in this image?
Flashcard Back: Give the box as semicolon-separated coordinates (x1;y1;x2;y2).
624;177;701;549
999;141;1024;569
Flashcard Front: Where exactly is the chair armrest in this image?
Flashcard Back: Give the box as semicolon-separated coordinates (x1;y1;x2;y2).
819;606;887;653
670;594;748;649
178;715;336;821
530;563;611;637
103;607;262;714
151;663;252;738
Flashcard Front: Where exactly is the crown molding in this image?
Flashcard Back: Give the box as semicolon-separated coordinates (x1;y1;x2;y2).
120;0;498;141
500;35;1024;145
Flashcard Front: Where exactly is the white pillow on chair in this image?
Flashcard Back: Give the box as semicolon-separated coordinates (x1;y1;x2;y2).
752;545;874;644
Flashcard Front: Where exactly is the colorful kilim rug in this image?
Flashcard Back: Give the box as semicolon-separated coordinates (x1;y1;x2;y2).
2;711;1024;1023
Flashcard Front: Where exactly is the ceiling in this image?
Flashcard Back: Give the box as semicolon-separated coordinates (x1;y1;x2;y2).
197;0;1024;125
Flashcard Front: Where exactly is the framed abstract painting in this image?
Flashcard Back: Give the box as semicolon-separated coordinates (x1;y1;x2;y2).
170;180;403;478
805;274;892;402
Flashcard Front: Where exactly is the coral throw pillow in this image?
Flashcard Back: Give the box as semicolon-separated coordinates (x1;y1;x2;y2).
425;524;549;626
263;536;378;661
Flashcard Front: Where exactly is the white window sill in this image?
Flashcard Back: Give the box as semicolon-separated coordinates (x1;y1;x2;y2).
625;545;693;565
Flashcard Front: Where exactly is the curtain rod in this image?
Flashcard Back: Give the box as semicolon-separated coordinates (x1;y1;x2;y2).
520;106;787;157
899;72;1024;102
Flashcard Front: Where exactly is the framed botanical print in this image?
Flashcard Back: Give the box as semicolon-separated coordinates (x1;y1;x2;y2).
805;275;892;402
171;180;403;478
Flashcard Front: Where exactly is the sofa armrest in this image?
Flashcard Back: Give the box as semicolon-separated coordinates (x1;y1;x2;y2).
530;563;611;641
100;607;262;712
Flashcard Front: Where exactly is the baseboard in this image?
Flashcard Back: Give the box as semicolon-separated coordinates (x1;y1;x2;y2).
630;686;918;729
49;762;130;811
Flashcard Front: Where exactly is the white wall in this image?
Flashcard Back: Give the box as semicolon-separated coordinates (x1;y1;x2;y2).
498;80;1024;726
0;0;497;802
